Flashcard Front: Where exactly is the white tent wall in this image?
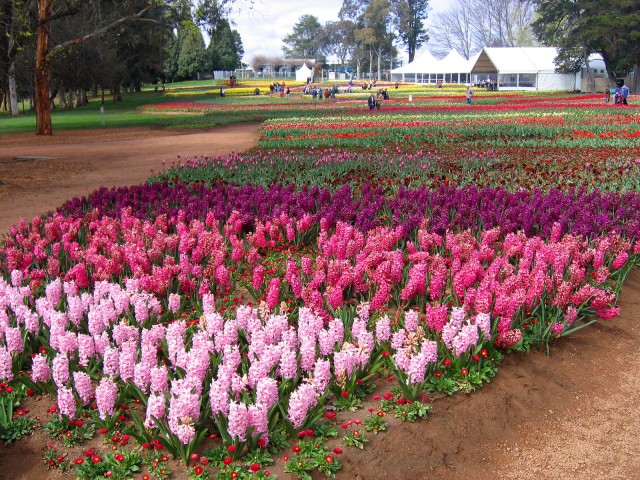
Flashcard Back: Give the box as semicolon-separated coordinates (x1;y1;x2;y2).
537;73;577;91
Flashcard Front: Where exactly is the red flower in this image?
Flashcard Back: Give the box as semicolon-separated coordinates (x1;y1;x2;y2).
84;449;95;457
461;368;469;376
250;463;261;472
194;465;204;475
325;412;336;420
333;447;343;454
340;391;349;398
223;457;232;465
92;455;102;464
189;453;200;461
325;455;334;463
75;458;84;465
443;358;452;367
26;389;34;397
114;454;124;463
227;445;236;453
292;445;301;453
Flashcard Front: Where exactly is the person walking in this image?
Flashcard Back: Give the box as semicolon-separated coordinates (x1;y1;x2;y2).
375;89;383;110
368;92;375;111
466;85;474;105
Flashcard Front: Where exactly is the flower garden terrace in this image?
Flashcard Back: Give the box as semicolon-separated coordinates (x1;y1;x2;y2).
1;89;640;480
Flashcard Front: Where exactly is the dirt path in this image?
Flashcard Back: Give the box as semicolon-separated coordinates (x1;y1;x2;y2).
0;124;638;480
0;124;260;233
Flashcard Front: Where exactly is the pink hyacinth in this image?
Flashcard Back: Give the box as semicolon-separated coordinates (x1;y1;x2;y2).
4;326;23;354
494;329;523;349
102;346;120;378
426;304;448;332
52;354;70;387
150;365;169;393
611;251;629;270
57;386;77;419
404;310;419;333
369;281;390;311
0;347;13;381
31;353;50;383
248;402;269;438
266;278;281;310
73;371;93;405
452;323;480;357
375;315;391;343
256;377;278;408
227;401;249;442
168;293;181;314
95;377;118;420
287;383;318;429
596;307;620;319
144;393;166;428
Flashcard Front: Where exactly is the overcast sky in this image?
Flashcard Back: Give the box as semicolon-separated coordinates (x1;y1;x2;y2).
227;0;449;65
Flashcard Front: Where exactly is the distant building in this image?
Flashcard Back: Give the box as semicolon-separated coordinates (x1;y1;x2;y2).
391;47;616;92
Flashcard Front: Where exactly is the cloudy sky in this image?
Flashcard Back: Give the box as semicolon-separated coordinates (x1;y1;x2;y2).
227;0;449;65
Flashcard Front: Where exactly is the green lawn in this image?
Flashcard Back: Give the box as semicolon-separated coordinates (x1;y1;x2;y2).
0;91;217;135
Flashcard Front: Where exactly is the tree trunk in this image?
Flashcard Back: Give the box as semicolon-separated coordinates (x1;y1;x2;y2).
583;46;595;93
8;61;19;116
35;0;53;135
633;64;639;94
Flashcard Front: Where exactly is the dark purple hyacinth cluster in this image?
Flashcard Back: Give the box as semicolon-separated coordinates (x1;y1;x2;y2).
57;182;640;241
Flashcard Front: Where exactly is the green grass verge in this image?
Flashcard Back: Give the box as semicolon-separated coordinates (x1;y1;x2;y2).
0;91;225;135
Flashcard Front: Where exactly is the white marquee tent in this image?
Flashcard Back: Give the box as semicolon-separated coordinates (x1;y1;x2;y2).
391;49;477;84
470;47;577;90
295;63;313;83
391;47;590;91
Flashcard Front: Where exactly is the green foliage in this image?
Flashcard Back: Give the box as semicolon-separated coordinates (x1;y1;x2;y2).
177;21;208;80
282;15;326;58
0;386;36;444
0;415;36;444
391;0;430;62
74;450;142;480
284;440;341;479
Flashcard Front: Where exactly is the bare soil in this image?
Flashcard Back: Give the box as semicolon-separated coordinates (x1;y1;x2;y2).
0;125;639;480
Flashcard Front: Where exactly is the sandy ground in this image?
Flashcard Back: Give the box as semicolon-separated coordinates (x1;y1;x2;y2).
0;124;638;480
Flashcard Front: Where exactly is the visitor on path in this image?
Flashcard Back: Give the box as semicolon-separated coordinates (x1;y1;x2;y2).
466;85;474;105
622;84;629;105
614;86;624;105
286;87;291;99
368;93;375;111
375;89;383;110
220;87;226;97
